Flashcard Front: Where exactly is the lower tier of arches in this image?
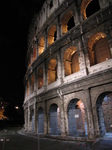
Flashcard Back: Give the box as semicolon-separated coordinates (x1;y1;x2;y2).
24;83;112;140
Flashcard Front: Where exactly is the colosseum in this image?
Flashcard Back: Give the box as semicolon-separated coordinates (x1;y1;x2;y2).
23;0;112;140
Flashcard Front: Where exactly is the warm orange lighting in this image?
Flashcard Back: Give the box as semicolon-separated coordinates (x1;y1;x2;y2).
38;36;45;55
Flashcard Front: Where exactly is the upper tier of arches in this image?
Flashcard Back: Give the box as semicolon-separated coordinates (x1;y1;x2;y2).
27;0;111;68
27;0;111;54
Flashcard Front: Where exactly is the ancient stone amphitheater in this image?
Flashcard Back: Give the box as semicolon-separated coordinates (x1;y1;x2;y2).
23;0;112;140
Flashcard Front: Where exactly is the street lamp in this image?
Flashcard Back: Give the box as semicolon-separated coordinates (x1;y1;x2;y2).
15;106;19;110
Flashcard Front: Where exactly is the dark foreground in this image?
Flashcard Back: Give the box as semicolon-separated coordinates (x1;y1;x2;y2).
0;128;112;150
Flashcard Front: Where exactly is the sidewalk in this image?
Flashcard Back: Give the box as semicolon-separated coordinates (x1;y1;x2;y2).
18;130;112;150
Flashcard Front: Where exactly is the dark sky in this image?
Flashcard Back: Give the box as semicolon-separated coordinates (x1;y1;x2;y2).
0;0;45;106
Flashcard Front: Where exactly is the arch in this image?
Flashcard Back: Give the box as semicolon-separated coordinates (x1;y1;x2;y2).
28;56;31;67
48;25;57;46
61;10;75;35
33;45;37;62
27;80;29;96
38;36;45;55
47;58;57;84
67;99;87;137
38;107;44;133
49;104;60;135
37;68;43;89
30;106;34;132
64;46;80;76
81;0;100;20
88;32;111;66
31;74;34;93
96;92;112;137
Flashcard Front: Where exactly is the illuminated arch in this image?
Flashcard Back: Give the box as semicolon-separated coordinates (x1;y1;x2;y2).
31;74;34;93
33;45;37;62
37;68;43;89
28;56;31;67
38;36;45;55
96;92;112;136
88;32;111;66
48;25;57;46
47;58;57;84
61;10;75;35
81;0;100;19
49;104;60;135
27;80;29;96
64;46;80;76
38;107;44;133
67;99;87;137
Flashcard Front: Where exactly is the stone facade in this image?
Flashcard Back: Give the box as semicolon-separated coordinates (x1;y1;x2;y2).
23;0;112;140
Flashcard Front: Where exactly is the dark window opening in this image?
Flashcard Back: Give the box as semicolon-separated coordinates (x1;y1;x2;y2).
67;16;75;31
86;0;100;18
54;31;57;41
50;1;53;9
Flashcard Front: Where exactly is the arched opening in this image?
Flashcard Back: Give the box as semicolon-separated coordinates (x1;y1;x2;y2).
54;31;57;41
33;45;37;62
38;36;45;55
96;92;112;137
86;0;100;18
47;58;57;84
49;104;60;135
30;106;34;132
61;10;75;35
48;25;57;46
68;99;87;137
81;0;100;20
64;46;80;76
27;81;29;96
38;107;44;133
67;16;75;31
37;68;43;89
31;74;34;93
88;32;111;66
28;57;31;67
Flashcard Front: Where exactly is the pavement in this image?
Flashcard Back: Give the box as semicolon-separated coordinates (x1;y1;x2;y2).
18;129;112;150
0;128;112;150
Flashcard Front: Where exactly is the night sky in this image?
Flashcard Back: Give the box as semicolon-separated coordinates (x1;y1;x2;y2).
0;0;45;107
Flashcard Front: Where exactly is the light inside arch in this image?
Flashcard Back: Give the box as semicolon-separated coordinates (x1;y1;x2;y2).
88;32;111;66
33;45;37;62
61;10;75;35
64;46;80;76
48;25;57;46
37;68;43;89
38;36;45;55
47;58;57;84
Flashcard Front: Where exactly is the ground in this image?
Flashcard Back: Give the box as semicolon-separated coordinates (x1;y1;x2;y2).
0;127;112;150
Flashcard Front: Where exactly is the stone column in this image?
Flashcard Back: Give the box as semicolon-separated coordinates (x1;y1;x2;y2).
60;49;64;83
44;28;48;49
34;99;37;132
28;102;30;131
36;39;39;58
73;1;80;26
57;50;62;83
43;60;47;91
44;100;48;134
77;37;87;75
57;16;61;40
60;95;66;136
98;0;109;9
34;70;37;94
83;89;95;139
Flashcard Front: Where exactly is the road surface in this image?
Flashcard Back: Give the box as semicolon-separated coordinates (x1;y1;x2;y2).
0;128;112;150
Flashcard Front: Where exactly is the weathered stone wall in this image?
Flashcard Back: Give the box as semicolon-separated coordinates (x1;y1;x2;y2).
23;0;112;140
